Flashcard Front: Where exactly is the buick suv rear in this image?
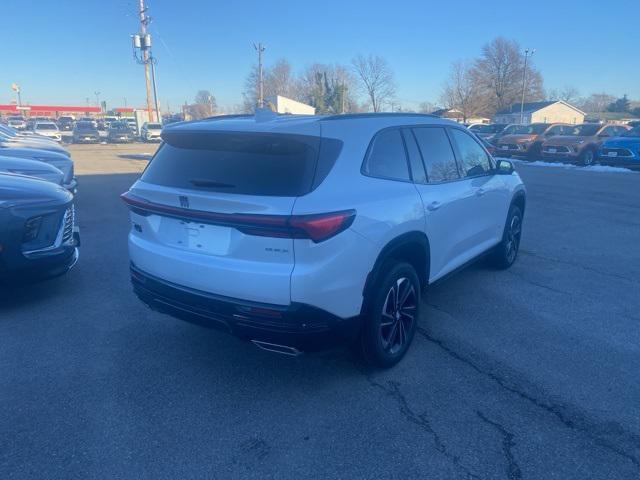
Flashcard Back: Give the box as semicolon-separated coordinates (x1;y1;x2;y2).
123;113;526;367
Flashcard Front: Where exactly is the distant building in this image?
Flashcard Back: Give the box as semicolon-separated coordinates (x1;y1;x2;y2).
492;100;585;125
266;95;315;115
0;103;101;118
430;108;489;124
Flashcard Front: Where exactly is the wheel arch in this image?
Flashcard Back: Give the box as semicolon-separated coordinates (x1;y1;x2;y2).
511;190;526;215
362;231;431;310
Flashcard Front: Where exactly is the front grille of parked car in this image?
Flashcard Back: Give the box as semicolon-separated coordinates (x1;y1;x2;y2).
62;205;75;245
602;148;633;158
543;145;570;153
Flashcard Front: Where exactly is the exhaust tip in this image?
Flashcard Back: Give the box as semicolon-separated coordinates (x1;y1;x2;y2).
251;340;302;357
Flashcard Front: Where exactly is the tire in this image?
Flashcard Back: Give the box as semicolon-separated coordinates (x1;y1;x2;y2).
491;205;523;269
359;261;421;368
579;148;596;166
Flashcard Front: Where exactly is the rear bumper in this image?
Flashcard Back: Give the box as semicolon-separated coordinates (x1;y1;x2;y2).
130;264;362;352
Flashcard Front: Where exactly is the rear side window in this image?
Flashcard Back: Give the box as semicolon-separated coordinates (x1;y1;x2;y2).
412;127;460;183
363;129;410;181
142;131;340;196
448;128;492;178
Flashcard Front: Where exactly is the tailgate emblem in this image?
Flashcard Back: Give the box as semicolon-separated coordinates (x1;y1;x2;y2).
179;195;190;208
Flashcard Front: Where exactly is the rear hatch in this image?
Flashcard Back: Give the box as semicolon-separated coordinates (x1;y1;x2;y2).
125;125;329;305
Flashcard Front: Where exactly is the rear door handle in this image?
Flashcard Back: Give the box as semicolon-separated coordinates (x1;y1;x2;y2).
476;188;486;197
426;201;441;211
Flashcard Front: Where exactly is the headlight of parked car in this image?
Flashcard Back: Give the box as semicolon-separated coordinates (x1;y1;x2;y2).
23;216;43;243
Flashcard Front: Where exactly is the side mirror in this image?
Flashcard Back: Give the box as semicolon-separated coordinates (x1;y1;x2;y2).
496;159;515;175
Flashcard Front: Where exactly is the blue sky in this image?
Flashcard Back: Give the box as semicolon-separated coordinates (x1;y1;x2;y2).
1;0;638;111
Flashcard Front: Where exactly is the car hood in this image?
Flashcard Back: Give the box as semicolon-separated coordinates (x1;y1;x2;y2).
0;172;71;207
601;137;640;149
499;134;537;143
0;138;69;156
0;156;64;185
0;147;74;183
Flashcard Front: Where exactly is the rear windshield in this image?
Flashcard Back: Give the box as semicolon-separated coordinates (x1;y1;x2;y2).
141;131;341;196
76;122;96;129
147;123;162;129
36;123;57;130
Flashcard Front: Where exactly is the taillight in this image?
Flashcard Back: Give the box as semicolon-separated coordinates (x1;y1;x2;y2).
236;210;356;243
289;211;356;242
121;192;355;243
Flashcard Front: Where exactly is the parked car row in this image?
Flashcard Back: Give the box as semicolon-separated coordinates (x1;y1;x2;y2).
3;116;164;144
470;122;638;168
0;123;80;283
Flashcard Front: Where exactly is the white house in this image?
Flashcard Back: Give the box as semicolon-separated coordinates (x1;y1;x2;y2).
265;95;315;115
492;100;585;125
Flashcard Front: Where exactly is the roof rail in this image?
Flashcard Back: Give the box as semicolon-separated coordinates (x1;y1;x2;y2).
201;113;255;121
321;112;438;121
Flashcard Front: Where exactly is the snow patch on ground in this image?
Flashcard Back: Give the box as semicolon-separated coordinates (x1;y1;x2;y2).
496;157;636;174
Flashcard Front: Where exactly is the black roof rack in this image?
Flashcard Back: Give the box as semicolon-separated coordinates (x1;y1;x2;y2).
321;112;438;121
202;114;255;121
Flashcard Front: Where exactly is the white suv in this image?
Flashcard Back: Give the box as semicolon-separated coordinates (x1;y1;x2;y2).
32;121;62;142
122;113;526;367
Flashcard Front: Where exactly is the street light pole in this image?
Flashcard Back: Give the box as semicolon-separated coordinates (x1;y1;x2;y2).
95;91;101;112
519;48;535;124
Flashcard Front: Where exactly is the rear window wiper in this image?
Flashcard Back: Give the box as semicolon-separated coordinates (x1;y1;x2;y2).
189;179;236;189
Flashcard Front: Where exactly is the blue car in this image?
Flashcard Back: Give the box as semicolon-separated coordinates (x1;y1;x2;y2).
598;126;640;169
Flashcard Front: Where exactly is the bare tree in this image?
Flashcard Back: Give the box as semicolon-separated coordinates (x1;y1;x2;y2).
298;63;359;113
187;90;217;119
242;59;302;112
265;59;300;100
472;37;544;114
440;61;483;122
351;54;396;112
418;101;437;114
548;85;580;104
578;92;617;113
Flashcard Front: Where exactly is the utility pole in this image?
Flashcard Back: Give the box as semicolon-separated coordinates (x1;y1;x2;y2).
520;48;535;124
253;43;265;108
94;91;101;110
138;0;154;121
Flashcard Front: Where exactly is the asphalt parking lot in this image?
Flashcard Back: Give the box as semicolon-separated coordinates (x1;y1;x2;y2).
1;144;639;479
